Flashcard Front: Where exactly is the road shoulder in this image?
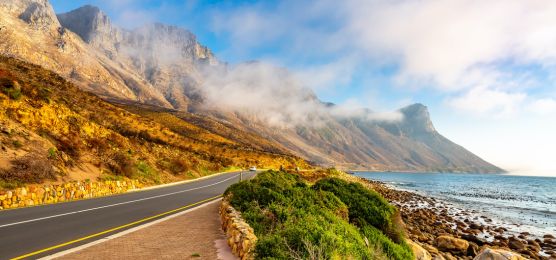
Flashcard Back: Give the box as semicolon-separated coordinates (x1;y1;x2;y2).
45;199;237;260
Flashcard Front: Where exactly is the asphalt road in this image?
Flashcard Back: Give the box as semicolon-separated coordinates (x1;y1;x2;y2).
0;171;255;259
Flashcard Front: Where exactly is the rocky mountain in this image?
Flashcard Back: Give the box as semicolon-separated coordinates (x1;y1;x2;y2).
0;56;306;186
0;0;503;173
204;103;502;173
57;5;217;110
0;1;171;108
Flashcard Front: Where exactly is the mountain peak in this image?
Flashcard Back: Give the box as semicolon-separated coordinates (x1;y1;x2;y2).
400;103;436;134
401;103;427;113
1;0;60;30
57;5;114;44
77;4;101;13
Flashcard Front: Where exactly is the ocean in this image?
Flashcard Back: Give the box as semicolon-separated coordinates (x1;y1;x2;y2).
356;172;556;237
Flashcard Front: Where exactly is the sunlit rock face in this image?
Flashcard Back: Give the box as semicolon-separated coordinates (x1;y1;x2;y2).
58;6;219;110
1;0;60;31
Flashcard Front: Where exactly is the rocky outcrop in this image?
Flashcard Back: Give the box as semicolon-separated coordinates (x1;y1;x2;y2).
58;6;218;110
57;5;121;55
406;239;433;260
0;0;60;31
0;0;173;108
220;198;257;260
435;235;470;254
473;248;525;260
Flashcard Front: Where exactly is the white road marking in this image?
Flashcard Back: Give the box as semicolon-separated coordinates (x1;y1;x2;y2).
0;174;239;229
38;199;223;260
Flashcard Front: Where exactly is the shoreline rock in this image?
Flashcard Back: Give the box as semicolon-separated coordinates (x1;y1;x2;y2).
350;176;555;260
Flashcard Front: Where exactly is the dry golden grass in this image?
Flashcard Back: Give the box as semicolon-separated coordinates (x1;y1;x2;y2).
0;56;309;189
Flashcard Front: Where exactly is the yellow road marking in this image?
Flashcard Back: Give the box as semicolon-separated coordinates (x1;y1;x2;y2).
11;195;223;260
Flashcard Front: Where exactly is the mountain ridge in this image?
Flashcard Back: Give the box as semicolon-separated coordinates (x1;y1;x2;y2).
0;0;504;173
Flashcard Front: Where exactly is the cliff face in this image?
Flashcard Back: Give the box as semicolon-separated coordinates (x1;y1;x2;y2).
0;0;172;108
57;6;217;110
0;0;60;31
0;1;503;173
57;5;118;51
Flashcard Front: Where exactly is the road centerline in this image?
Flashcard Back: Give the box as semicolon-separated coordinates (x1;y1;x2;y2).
0;174;239;229
10;195;224;260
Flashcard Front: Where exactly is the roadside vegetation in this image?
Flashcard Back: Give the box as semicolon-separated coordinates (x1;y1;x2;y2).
225;170;413;259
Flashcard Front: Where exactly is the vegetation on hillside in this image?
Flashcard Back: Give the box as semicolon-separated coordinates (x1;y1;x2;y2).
0;56;308;189
225;171;413;259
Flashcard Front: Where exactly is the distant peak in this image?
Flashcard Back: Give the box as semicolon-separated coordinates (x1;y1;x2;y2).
1;0;61;30
400;103;436;133
401;103;427;112
59;4;104;18
57;4;113;43
74;5;104;14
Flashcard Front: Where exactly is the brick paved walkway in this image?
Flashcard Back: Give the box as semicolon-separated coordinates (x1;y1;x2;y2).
56;200;237;260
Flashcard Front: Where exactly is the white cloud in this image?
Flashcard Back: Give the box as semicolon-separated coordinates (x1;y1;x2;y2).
293;57;357;91
447;88;526;117
199;62;324;127
198;62;402;127
346;0;556;88
113;9;155;29
528;98;556;115
209;0;556;117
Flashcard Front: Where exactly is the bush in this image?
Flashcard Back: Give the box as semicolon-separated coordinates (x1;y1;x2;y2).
47;147;58;159
108;152;135;178
0;154;56;183
361;225;413;260
12;140;22;148
0;79;22;100
135;161;161;184
56;135;83;158
313;178;406;243
158;158;191;175
224;171;412;259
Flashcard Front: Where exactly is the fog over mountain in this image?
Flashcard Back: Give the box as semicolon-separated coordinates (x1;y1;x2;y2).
0;0;504;172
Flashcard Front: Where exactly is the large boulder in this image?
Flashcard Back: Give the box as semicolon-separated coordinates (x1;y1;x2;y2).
406;239;432;260
435;235;469;254
473;248;525;260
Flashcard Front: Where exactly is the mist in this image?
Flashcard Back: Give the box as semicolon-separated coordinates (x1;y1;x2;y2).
198;61;403;128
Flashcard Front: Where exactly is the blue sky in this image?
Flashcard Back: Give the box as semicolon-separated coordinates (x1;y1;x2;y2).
50;0;556;176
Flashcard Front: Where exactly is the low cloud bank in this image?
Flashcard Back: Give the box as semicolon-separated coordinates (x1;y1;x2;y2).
199;62;403;127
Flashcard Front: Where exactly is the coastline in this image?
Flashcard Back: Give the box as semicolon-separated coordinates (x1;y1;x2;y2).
355;177;556;259
344;169;507;174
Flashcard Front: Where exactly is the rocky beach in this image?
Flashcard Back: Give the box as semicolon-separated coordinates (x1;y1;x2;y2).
358;177;556;259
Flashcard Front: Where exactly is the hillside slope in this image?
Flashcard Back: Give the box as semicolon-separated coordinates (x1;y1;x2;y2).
0;56;307;189
0;0;503;173
198;104;502;173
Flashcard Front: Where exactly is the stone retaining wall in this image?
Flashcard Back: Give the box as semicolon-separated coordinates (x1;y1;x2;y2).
220;197;257;260
0;179;142;210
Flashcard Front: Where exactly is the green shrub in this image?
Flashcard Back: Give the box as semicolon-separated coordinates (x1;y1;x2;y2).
361;225;413;260
12;140;22;148
0;79;22;100
224;171;412;259
313;178;405;243
48;147;58;159
135;161;161;184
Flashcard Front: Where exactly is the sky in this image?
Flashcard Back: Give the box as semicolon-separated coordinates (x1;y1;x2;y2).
50;0;556;176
